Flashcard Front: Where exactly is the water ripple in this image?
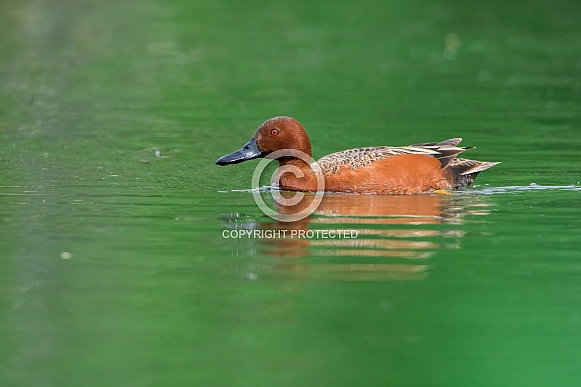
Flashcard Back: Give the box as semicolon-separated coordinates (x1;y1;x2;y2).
460;183;581;195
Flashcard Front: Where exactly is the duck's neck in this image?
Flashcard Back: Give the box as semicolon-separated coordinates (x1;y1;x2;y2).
274;157;319;192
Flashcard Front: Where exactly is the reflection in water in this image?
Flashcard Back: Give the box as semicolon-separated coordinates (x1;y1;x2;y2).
222;192;494;281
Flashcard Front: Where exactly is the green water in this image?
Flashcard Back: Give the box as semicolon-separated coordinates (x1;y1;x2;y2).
1;0;581;386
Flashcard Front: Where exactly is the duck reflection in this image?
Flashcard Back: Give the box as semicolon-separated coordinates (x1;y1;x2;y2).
222;192;493;281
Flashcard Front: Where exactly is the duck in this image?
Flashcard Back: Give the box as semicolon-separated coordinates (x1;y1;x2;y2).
216;116;499;194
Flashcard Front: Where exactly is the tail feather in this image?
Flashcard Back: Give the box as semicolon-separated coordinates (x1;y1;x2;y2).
449;158;500;188
454;158;501;175
412;139;499;189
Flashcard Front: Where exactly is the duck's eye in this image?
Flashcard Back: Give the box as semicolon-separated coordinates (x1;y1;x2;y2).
270;128;280;136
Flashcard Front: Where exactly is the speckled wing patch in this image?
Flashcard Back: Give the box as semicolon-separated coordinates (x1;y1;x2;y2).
315;139;467;176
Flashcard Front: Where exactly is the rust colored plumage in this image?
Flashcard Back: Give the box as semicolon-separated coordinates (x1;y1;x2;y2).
216;116;499;194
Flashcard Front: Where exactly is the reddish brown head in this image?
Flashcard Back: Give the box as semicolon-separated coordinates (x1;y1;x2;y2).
253;116;312;157
216;116;312;165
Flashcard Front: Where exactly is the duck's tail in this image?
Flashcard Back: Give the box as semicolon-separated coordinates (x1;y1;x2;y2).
415;138;500;189
448;158;500;189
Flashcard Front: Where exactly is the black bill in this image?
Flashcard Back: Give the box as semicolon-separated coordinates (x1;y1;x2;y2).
216;137;263;165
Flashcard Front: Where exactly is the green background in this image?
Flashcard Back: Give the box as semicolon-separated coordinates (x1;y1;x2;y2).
1;0;580;386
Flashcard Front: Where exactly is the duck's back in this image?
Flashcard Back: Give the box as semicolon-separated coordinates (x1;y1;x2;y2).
312;139;499;193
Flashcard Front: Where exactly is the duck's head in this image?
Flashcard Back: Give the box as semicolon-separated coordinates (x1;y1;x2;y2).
216;116;312;166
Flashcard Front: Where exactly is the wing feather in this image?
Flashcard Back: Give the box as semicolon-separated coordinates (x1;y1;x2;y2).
315;138;470;175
